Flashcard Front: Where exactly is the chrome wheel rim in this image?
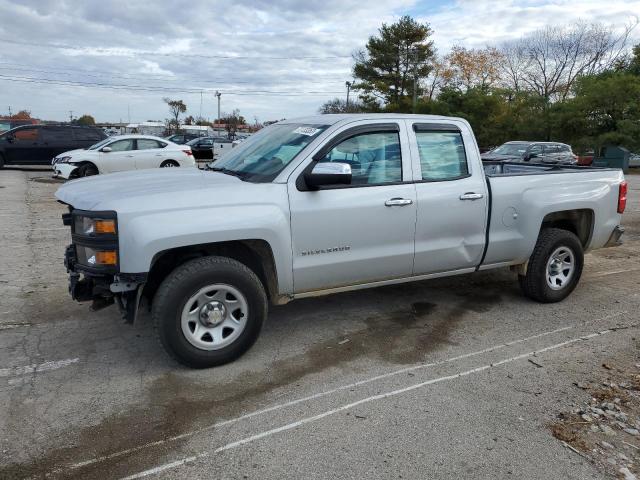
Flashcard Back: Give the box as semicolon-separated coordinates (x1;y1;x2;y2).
161;162;177;168
546;247;575;290
181;284;248;350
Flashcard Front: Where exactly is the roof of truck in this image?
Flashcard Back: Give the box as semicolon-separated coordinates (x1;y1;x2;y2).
279;113;468;126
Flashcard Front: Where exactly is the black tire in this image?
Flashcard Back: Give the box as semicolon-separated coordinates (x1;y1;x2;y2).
160;160;179;168
77;163;98;177
152;256;267;368
519;228;584;303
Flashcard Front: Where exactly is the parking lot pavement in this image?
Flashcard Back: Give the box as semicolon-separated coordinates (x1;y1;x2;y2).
0;169;639;479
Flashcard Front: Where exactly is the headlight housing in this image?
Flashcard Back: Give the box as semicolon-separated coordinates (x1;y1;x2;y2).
55;156;72;164
70;210;119;272
74;216;117;236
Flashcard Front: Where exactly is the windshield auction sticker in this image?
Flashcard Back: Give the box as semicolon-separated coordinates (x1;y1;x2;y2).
293;126;321;136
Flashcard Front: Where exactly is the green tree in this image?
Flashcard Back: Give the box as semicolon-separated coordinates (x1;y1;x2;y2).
353;16;434;110
627;44;640;76
570;72;640;151
318;98;365;114
75;114;95;126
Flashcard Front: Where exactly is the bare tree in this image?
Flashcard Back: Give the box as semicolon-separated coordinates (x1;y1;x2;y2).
424;55;452;100
500;39;529;93
502;21;636;101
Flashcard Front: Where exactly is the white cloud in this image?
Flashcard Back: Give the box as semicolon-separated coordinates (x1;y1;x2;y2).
0;0;637;122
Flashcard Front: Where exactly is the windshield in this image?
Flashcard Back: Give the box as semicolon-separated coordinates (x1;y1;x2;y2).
491;143;528;156
209;123;328;182
88;138;113;150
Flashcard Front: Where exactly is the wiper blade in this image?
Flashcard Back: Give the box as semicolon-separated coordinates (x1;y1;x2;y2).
209;167;248;180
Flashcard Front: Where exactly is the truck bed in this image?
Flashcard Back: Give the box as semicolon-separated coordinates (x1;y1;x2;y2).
483;161;614;176
480;161;624;269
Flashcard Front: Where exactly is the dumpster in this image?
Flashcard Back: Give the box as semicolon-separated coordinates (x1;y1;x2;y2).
592;145;630;173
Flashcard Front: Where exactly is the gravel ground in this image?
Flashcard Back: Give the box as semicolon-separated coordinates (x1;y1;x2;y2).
0;167;639;480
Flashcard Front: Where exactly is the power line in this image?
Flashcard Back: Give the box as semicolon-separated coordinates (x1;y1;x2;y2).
0;74;344;96
0;37;352;60
0;63;349;86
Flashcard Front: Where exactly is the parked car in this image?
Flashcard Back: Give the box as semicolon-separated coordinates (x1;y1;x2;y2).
165;133;203;145
0;124;107;167
55;114;626;368
52;135;195;179
629;153;640;168
187;136;215;160
481;141;577;164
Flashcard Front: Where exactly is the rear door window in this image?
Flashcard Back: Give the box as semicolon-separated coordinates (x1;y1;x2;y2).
73;129;104;142
136;139;163;150
42;127;69;144
414;130;468;181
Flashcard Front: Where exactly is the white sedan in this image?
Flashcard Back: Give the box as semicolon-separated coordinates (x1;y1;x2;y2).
52;135;196;179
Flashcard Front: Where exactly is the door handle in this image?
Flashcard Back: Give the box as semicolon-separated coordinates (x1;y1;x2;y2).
385;198;413;207
459;192;484;201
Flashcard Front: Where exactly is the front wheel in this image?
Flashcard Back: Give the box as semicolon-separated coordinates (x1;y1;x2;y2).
519;228;584;303
77;163;98;177
152;256;267;368
160;160;179;168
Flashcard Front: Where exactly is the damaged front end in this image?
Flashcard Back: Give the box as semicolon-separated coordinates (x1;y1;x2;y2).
62;208;145;323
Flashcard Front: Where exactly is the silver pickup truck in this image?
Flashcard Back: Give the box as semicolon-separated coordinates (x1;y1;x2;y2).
55;114;627;368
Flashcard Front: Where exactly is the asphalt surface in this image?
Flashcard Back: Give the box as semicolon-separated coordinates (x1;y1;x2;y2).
0;167;639;480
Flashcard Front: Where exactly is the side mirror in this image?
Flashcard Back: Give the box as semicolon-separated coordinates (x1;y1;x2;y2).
101;146;112;153
304;162;352;189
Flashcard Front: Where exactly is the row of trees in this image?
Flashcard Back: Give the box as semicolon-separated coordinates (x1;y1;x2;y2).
321;16;640;152
163;98;248;138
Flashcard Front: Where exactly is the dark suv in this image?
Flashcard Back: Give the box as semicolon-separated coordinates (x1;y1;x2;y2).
481;141;577;165
0;124;107;167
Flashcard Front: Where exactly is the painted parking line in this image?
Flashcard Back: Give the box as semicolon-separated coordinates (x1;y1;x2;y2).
65;325;576;472
0;358;79;377
120;323;637;480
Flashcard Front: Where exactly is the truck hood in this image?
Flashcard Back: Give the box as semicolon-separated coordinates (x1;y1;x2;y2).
55;168;242;211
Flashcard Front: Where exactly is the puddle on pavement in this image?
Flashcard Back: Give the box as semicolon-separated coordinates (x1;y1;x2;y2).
0;290;503;479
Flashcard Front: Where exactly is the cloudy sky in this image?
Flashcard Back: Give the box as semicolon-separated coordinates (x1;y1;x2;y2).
0;0;638;123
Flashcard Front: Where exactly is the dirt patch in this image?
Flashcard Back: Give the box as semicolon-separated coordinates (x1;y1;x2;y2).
30;177;63;184
0;291;504;479
550;360;640;479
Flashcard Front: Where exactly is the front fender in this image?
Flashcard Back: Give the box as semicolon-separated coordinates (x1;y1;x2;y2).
118;204;294;294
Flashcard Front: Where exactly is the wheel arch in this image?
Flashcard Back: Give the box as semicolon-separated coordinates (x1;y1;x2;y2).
539;209;594;248
73;160;100;176
144;239;281;305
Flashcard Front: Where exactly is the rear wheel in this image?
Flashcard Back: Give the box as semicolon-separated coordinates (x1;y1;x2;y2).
519;228;583;303
153;256;267;368
77;163;98;177
160;160;179;168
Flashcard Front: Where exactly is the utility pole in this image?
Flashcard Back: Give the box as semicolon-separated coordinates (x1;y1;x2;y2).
215;91;221;123
7;106;12;118
199;91;203;120
345;81;352;108
69;111;74;123
411;48;419;114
